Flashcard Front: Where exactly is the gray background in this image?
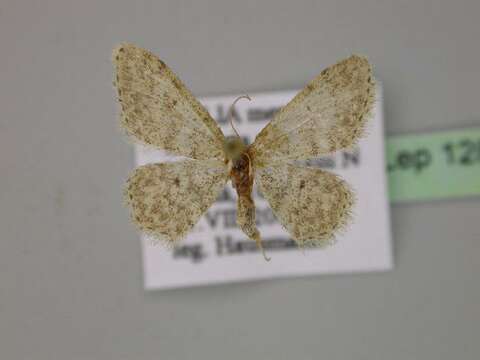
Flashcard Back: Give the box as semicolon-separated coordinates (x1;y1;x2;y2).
1;0;479;359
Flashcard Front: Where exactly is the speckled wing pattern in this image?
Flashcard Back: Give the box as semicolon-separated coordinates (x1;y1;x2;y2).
257;163;354;247
252;55;374;246
113;43;225;160
114;44;229;244
250;55;375;166
125;160;228;245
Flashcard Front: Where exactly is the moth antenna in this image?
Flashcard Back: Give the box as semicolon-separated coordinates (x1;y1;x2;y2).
228;94;251;137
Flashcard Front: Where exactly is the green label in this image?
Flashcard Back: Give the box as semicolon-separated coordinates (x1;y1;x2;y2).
386;127;480;202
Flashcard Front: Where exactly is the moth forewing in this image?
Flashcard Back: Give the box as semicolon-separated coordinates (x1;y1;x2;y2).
249;55;375;166
113;43;225;160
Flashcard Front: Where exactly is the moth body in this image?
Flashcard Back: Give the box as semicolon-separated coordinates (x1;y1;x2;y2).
227;139;269;260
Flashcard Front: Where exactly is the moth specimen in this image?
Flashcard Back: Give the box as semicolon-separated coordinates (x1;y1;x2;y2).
113;43;375;261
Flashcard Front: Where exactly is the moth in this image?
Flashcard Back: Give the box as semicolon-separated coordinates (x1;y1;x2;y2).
113;43;375;261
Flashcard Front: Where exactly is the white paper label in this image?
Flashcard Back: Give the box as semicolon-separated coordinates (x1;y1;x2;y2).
136;89;393;290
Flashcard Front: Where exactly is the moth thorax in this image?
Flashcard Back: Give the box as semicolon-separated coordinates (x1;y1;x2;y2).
224;136;246;161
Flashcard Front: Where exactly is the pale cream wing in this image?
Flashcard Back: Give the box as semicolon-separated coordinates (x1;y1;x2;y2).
113;43;225;160
257;163;354;247
125;159;228;244
250;55;375;166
